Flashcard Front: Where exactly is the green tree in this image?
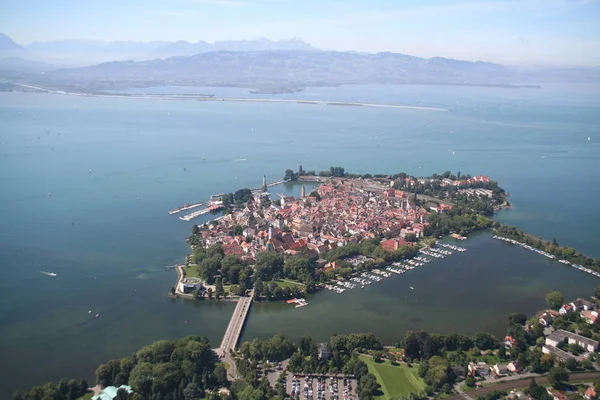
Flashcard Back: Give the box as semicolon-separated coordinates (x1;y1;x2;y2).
545;291;564;310
215;278;224;299
183;382;203;400
192;225;200;235
508;313;527;326
213;363;228;387
595;285;600;300
565;358;579;371
253;279;263;300
95;363;112;386
237;282;247;296
548;366;569;388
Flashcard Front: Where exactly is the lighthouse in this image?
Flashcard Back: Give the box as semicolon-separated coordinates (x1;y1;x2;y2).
262;175;267;192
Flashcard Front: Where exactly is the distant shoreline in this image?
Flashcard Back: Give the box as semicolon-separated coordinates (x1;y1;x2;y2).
3;81;449;112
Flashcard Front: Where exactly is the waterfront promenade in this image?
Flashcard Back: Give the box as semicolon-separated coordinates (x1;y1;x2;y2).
218;290;253;359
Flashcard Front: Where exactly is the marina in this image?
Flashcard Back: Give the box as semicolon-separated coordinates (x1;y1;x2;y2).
178;204;224;221
321;243;467;294
493;235;600;278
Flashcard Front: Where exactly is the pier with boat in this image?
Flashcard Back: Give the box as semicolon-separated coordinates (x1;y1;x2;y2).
321;242;467;294
168;202;203;215
493;235;600;279
169;175;288;221
286;298;308;308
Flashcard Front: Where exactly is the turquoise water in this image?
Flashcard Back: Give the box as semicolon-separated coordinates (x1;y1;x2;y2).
0;83;599;395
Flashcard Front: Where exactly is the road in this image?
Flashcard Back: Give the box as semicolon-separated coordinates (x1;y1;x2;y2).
218;290;253;359
447;372;600;400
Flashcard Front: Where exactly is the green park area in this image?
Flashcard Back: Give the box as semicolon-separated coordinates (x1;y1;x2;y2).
359;355;425;400
273;279;305;289
182;265;201;279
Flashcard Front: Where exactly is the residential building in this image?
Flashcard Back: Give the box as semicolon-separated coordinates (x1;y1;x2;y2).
585;387;598;400
92;385;134;400
559;304;574;315
545;329;599;353
571;298;594;311
542;345;574;361
492;363;509;376
582;310;599;325
504;335;516;348
507;361;524;373
468;362;490;376
539;313;554;327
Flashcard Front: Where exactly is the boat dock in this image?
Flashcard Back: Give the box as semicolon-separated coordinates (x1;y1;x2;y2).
179;204;225;221
168;202;203;215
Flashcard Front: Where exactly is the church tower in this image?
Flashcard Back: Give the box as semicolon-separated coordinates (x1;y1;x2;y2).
262;175;267;192
300;184;306;198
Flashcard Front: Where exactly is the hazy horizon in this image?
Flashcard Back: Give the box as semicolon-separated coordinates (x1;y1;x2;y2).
3;0;600;67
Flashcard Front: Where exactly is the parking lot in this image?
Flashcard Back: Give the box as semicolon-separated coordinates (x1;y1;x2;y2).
282;373;357;400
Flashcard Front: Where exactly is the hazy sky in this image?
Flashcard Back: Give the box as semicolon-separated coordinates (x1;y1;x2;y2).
3;0;600;66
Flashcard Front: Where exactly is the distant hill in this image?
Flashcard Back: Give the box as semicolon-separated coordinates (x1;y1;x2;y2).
0;57;55;72
0;33;24;51
23;37;318;65
44;50;515;87
151;37;317;58
0;33;28;60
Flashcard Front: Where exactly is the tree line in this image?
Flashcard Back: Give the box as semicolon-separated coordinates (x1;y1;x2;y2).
13;336;226;400
495;224;600;271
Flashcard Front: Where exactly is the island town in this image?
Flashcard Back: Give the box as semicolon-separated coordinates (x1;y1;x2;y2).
170;167;599;304
170;168;501;302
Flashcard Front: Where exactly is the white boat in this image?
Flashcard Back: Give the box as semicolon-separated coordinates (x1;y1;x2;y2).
410;286;414;290
40;271;57;277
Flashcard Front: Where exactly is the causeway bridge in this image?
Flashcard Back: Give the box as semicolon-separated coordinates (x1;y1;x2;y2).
217;290;253;359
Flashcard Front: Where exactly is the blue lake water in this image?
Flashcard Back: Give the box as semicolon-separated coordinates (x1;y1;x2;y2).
0;83;599;395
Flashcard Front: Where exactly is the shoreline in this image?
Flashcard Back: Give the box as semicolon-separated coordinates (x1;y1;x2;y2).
4;81;449;112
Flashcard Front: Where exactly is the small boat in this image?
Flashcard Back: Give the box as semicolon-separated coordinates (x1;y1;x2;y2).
410;286;414;290
40;271;57;277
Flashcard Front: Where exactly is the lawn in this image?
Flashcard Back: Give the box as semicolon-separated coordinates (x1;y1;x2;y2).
271;279;304;289
77;393;94;400
359;355;425;400
182;266;201;279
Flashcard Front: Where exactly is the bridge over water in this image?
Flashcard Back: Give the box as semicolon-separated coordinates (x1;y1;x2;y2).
217;291;253;359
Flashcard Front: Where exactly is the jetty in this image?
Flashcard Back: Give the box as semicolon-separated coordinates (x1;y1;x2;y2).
217;290;253;358
168;202;203;215
266;180;286;188
179;204;224;221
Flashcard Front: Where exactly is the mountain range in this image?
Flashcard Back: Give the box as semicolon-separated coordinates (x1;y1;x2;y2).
0;33;318;66
1;33;598;88
43;51;516;88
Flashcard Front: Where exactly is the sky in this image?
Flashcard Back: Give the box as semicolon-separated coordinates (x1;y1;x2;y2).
2;0;600;66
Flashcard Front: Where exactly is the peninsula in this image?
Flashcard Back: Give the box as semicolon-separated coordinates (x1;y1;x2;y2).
177;167;600;304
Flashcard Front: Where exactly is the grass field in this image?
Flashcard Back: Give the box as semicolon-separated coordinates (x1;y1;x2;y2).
272;279;304;289
359;355;425;400
182;266;201;279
